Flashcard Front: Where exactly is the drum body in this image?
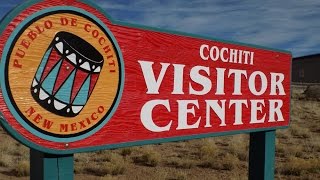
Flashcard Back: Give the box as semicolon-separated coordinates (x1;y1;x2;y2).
31;31;104;117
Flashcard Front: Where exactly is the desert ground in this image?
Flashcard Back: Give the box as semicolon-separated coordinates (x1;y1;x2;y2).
0;85;319;180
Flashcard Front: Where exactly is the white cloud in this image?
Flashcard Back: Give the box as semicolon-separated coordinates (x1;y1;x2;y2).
0;0;319;57
96;0;320;57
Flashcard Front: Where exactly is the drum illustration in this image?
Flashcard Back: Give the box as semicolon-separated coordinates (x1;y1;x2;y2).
31;31;104;117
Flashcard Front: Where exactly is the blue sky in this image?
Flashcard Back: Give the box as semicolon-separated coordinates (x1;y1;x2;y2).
1;0;320;57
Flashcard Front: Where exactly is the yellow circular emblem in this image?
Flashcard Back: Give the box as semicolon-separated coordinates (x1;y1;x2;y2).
2;9;123;142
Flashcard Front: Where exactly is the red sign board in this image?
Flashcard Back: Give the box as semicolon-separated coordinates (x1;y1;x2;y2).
0;0;291;154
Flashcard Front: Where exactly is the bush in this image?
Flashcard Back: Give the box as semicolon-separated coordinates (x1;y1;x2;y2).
198;139;216;159
280;157;320;176
83;163;125;176
12;160;30;177
0;154;12;167
133;153;160;167
165;157;195;169
290;125;311;138
199;153;239;171
169;171;187;180
120;148;133;157
303;85;320;100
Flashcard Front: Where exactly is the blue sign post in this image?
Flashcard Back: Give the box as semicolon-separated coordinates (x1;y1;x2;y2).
249;130;276;179
30;149;74;180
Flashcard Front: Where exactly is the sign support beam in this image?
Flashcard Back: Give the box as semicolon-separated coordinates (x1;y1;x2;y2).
30;149;74;180
249;130;276;180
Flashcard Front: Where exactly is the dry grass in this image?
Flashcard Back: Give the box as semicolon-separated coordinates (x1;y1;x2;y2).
165;157;196;169
0;131;29;178
75;151;126;176
279;157;320;176
82;162;125;176
0;85;319;179
168;171;187;180
197;139;217;159
12;160;30;177
199;152;240;171
290;124;312;138
132;146;161;167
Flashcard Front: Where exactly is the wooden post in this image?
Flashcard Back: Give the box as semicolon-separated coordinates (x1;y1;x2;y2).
30;149;74;180
249;130;276;180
